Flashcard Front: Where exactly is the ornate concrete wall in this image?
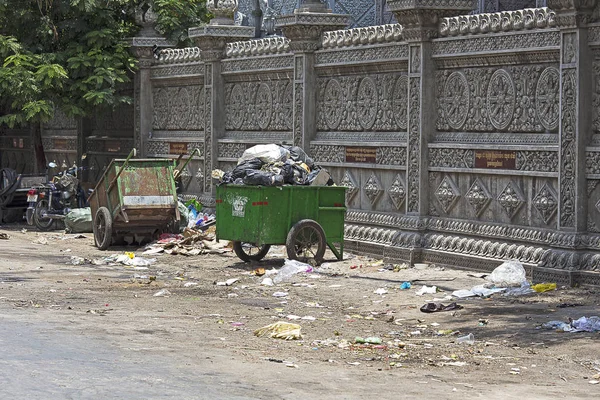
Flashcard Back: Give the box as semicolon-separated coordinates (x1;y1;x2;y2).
128;0;600;286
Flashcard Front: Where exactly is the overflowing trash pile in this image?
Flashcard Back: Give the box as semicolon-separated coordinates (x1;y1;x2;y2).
212;144;334;186
142;227;230;256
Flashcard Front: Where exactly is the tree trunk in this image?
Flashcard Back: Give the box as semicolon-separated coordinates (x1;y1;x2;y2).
32;122;46;174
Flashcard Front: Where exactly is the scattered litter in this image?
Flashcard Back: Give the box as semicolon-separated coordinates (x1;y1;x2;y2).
374;288;388;295
416;285;437;296
467;273;487;279
0;232;10;239
414;263;428;270
420;302;463;313
557;303;583;308
540;316;600;333
183;282;198;287
400;282;411;290
254;321;302;340
272;291;288;297
503;282;535;297
216;278;239;286
32;237;48;245
287;315;301;320
531;282;557;293
153;289;171;297
346;362;361;366
273;259;313;284
456;333;475;345
355;337;382;344
486;260;527;287
67;256;88;265
589;381;600;385
439;361;467;367
251;268;266;276
261;278;274;286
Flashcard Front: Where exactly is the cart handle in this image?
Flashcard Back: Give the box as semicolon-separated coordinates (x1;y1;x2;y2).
108;148;137;192
173;147;201;180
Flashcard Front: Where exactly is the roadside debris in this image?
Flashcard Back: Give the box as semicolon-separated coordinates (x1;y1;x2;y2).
416;285;437;296
486;260;527;287
456;333;475;345
153;289;171;297
213;144;334;187
64;207;92;233
374;288;388;295
400;282;411;290
542;316;600;332
354;337;382;344
216;278;239;286
142;228;229;256
67;256;88;265
32;236;48;245
254;321;302;340
273;259;313;284
0;232;9;239
531;282;557;293
420;302;463;313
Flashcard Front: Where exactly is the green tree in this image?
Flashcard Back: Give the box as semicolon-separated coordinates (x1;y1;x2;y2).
0;0;208;169
0;0;208;124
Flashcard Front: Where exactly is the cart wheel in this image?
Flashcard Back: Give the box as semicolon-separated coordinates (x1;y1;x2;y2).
286;219;326;265
33;199;54;231
233;241;271;262
93;206;113;250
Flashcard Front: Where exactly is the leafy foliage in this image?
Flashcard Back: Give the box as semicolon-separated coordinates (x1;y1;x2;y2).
0;0;208;127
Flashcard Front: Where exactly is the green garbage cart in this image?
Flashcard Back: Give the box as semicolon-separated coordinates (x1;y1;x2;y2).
216;185;346;264
88;149;180;250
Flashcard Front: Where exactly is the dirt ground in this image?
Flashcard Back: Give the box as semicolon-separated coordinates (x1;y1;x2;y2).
1;223;599;399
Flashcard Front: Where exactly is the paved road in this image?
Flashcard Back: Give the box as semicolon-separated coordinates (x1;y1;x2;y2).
0;314;261;400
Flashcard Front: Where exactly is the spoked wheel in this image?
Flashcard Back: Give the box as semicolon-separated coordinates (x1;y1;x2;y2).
285;219;326;265
233;241;271;262
33;199;54;231
93;206;113;250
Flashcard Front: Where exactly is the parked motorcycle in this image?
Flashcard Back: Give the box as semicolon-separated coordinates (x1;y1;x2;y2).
26;161;89;231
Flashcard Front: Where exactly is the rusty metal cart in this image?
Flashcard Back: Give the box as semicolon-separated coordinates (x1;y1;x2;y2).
216;185;346;264
88;149;181;249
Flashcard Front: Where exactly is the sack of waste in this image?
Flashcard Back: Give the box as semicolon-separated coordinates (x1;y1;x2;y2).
213;144;334;187
486;260;527;287
254;321;302;340
64;208;92;233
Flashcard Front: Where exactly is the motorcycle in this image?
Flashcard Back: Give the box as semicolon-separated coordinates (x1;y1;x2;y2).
26;161;89;231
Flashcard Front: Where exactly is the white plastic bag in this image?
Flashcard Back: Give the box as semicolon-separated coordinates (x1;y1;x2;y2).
238;144;290;165
273;259;313;284
485;260;527;287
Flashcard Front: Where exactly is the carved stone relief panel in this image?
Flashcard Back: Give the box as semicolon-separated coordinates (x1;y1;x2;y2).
498;180;526;219
465;178;492;217
317;73;407;132
533;182;558;224
225;80;292;132
152;85;204;131
559;68;577;228
436;65;559;133
435;175;461;214
341;170;359;205
388;174;406;211
364;173;383;205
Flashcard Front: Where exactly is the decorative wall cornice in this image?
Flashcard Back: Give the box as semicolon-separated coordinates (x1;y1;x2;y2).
226;37;291;58
439;8;556;37
156;47;202;64
321;24;403;49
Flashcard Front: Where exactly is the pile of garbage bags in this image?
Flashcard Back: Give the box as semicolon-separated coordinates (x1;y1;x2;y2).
212;144;334;187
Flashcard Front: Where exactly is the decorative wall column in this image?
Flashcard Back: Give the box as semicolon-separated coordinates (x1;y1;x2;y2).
388;0;476;216
131;3;172;157
190;1;254;194
277;1;348;150
549;0;595;232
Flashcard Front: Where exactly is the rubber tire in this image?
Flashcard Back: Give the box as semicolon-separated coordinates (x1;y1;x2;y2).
233;241;271;262
33;199;54;231
93;206;113;250
285;219;326;265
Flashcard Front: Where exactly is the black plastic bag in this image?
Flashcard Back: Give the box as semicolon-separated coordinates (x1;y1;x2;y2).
243;170;283;186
